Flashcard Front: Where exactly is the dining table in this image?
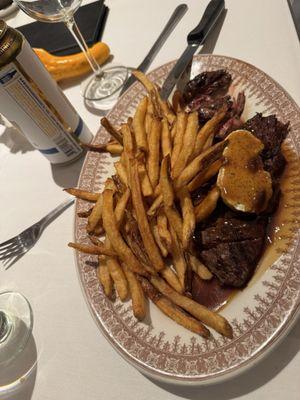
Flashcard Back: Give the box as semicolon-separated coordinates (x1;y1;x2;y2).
0;0;299;399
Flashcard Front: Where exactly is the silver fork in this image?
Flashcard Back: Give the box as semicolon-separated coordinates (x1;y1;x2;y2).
0;198;74;268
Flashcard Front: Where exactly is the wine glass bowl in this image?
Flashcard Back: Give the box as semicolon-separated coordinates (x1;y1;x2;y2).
0;292;35;394
14;0;82;23
0;291;33;367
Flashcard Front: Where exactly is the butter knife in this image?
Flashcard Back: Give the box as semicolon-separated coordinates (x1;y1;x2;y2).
160;0;225;101
120;4;188;95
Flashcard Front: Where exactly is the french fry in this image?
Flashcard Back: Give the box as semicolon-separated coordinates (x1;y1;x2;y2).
195;186;220;222
115;188;131;226
139;277;210;337
68;242;117;257
152;223;168;257
106;257;128;301
81;142;123;155
175;140;228;189
102;189;148;276
129;159;165;271
164;206;183;243
121;123;134;154
192;105;227;158
132;70;155;92
160;266;183;293
160;156;174;207
147;193;163;217
64;188;100;202
171;112;187;169
149;89;162;119
97;260;114;299
133;96;148;152
123;263;146;320
101;117;123;145
149;275;233;338
153;183;161;197
178;187;195;249
169;225;186;288
187;158;224;192
114;161;128;186
145;96;153;136
104;178;117;192
170;119;177;140
158;99;176;125
161;117;172;158
203;133;214;151
157;212;172;250
172;90;183;113
172;112;198;178
121;123;135;176
187;253;213;280
87;193;103;234
138;164;153;197
147;118;161;189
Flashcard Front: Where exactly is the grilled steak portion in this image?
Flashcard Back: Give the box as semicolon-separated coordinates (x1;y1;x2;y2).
242;113;289;179
183;70;245;126
194;215;267;287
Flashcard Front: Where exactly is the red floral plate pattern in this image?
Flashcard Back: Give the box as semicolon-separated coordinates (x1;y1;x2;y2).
74;55;300;384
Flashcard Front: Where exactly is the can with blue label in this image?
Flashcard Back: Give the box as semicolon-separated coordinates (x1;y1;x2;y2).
0;20;92;165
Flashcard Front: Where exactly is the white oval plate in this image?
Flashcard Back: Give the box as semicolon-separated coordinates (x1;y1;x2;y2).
74;55;300;385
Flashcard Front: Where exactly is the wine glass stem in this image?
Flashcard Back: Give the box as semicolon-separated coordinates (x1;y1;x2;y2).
0;311;11;343
65;17;103;77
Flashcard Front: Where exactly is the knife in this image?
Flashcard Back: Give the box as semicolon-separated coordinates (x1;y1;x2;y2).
120;4;188;95
160;0;225;101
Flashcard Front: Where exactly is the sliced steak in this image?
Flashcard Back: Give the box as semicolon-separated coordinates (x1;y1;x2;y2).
200;237;264;287
243;113;289;158
183;70;232;104
182;70;245;126
243;113;289;178
193;215;267;287
199;217;266;249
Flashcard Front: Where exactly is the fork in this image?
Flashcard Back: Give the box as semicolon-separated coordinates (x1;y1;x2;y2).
0;198;74;267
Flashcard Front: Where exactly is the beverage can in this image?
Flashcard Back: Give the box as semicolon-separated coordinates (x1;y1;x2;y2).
0;20;93;165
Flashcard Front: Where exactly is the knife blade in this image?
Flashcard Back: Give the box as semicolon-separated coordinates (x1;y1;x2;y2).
160;0;225;101
120;4;188;95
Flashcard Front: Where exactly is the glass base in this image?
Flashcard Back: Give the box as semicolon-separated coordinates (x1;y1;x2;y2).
0;292;33;366
82;65;129;102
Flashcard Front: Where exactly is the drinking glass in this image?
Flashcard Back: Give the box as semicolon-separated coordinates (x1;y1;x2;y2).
0;291;33;393
14;0;129;102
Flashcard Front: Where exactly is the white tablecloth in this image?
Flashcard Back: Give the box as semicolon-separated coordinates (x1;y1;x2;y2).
1;1;299;399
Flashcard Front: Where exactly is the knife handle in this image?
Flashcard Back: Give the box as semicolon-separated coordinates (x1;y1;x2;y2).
187;0;225;45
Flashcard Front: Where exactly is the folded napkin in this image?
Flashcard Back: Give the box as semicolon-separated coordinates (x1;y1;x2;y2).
17;0;108;56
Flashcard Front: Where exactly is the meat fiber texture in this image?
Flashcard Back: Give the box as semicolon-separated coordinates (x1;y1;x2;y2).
194;214;267;287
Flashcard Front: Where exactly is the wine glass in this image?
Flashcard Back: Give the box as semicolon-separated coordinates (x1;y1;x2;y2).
14;0;129;103
0;291;34;393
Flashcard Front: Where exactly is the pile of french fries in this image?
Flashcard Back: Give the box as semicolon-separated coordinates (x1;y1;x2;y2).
66;71;232;339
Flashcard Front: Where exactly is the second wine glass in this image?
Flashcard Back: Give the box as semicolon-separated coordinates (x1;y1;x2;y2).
14;0;129;102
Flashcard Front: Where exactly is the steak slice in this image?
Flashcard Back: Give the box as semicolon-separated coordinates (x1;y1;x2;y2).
243;113;289;158
200;217;266;249
193;215;267;287
200;237;264;287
